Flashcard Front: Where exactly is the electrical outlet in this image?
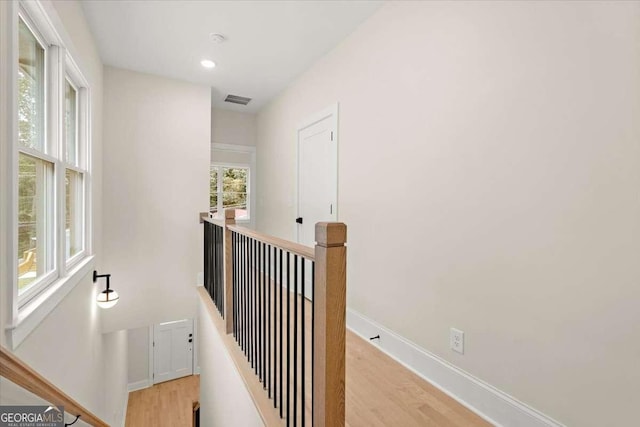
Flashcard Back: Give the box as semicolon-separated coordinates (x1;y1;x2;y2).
450;328;464;354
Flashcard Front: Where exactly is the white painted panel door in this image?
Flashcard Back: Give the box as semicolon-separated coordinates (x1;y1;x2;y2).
297;108;338;296
153;319;193;384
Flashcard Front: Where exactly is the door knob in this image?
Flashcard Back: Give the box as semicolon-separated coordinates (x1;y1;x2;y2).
296;217;303;224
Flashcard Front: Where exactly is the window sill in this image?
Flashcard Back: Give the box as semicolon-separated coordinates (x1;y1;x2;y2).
7;255;95;349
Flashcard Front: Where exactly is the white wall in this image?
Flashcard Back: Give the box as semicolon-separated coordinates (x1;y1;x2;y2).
102;66;211;333
11;272;104;418
127;326;150;385
103;329;128;426
0;0;120;422
211;107;256;147
198;296;263;427
255;2;640;426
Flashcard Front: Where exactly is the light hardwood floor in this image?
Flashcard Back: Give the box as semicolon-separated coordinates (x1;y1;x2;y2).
345;331;490;427
125;375;199;427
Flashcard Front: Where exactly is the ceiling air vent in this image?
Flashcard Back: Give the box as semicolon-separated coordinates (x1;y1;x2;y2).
224;94;252;105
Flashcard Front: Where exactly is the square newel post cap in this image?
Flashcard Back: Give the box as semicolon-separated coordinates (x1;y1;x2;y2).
315;222;347;247
224;209;236;220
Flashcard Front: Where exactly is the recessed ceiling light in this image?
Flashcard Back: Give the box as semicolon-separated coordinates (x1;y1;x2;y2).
209;33;226;44
201;59;216;69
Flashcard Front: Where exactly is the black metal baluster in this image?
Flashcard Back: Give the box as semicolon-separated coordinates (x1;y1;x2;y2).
211;225;220;311
268;244;272;398
243;235;247;355
257;241;262;378
238;234;241;345
254;239;258;374
251;238;254;370
247;237;253;368
236;233;239;339
242;236;249;356
286;251;291;426
262;242;267;388
238;235;246;354
211;225;214;303
219;226;223;315
206;223;210;298
311;261;315;427
279;248;284;416
301;258;305;427
215;226;219;312
294;255;298;427
261;242;265;381
218;226;221;313
232;232;236;338
278;249;284;418
261;242;265;383
236;233;239;340
273;246;278;409
249;237;254;366
204;223;207;297
216;226;219;312
216;226;218;310
217;226;220;311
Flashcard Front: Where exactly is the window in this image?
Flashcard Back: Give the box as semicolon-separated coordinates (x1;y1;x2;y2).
17;17;55;300
65;79;77;164
15;9;90;307
18;18;45;152
65;169;84;260
210;166;249;220
64;78;86;263
18;153;54;294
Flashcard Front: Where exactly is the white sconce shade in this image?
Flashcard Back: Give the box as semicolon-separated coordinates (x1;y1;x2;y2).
96;289;119;309
93;270;119;309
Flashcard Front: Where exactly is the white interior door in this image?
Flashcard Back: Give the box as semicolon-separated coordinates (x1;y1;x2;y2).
153;319;193;384
297;106;338;296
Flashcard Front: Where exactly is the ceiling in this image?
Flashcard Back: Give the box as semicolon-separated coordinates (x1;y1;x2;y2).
81;0;384;113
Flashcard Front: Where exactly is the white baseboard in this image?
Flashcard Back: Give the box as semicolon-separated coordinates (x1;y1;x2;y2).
195;366;201;375
127;379;151;392
346;309;565;427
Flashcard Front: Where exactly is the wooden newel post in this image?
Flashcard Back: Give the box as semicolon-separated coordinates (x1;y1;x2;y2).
313;222;347;427
223;209;236;334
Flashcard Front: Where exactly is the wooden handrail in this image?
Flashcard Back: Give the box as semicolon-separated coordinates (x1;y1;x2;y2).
227;224;315;260
203;215;225;228
0;346;109;427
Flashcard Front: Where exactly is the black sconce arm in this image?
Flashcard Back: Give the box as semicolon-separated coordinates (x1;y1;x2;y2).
93;271;111;290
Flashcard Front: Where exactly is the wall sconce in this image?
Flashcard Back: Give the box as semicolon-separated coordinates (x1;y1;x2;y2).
93;270;119;309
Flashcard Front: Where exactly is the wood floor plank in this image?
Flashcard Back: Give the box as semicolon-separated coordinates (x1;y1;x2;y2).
345;331;490;427
125;375;199;427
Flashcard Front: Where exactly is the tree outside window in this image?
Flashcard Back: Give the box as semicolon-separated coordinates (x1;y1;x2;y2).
210;166;249;220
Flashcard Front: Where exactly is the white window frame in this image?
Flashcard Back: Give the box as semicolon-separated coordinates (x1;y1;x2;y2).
1;0;94;349
62;57;89;271
15;8;58;307
211;163;251;222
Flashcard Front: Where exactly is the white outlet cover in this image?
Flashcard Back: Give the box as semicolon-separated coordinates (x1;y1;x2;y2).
450;328;464;354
